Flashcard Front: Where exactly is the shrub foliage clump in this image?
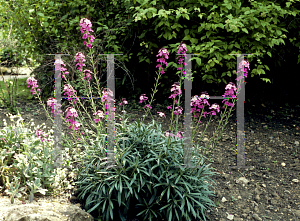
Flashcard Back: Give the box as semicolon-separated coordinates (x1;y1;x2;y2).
75;118;218;221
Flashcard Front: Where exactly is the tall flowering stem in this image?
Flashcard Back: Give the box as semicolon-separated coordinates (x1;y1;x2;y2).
139;45;188;159
26;18;120;193
191;61;250;174
140;48;169;123
26;18;112;149
171;43;187;137
79;18;117;125
60;18;115;144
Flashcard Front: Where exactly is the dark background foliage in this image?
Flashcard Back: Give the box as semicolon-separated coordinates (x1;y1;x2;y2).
0;0;299;108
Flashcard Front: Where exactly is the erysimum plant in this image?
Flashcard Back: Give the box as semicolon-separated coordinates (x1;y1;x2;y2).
26;18;250;220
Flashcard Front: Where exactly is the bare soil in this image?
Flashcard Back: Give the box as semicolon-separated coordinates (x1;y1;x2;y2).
0;95;300;221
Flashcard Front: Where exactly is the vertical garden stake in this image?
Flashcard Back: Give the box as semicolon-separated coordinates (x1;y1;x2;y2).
99;54;123;169
228;53;254;170
46;53;71;169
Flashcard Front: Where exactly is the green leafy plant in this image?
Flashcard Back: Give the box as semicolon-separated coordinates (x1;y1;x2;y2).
0;112;79;203
26;178;48;203
0;75;40;115
75;117;218;221
4;177;26;204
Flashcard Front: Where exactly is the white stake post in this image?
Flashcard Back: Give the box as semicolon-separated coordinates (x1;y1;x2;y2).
228;54;254;170
99;54;123;169
46;53;71;169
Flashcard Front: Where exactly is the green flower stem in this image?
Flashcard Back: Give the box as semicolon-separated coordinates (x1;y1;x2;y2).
191;106;230;173
191;96;237;174
139;59;193;172
165;106;214;173
171;66;185;137
141;71;162;124
30;83;80;151
138;68;180;172
165;98;176;156
188;77;244;173
202;102;235;164
165;67;195;170
62;48;108;142
164;66;185;157
190;104;211;142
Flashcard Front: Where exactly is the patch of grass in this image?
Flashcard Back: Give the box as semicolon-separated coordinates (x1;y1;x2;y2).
0;76;33;106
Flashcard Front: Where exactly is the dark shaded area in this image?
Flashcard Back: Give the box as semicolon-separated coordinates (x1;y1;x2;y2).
112;35;300;112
